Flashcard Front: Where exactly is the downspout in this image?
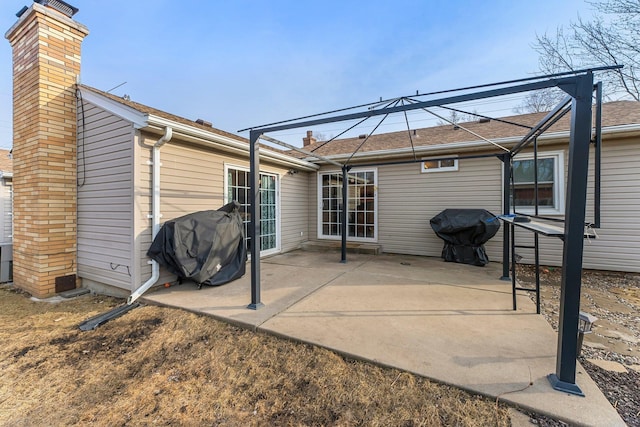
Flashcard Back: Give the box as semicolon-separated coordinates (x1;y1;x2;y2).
127;126;173;304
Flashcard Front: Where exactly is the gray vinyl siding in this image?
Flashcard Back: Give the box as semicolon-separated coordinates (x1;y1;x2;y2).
373;140;640;273
77;101;134;289
0;179;12;243
377;158;503;259
587;137;640;271
133;131;152;287
309;172;318;241
311;160;504;260
281;171;310;252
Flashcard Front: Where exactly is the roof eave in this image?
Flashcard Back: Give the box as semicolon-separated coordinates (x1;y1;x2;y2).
80;87;318;171
146;115;318;171
307;123;640;164
79;88;148;128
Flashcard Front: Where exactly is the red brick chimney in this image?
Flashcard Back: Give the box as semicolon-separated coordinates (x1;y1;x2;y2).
302;130;316;147
5;1;88;297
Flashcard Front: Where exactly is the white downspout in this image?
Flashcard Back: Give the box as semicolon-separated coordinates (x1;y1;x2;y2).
127;126;173;304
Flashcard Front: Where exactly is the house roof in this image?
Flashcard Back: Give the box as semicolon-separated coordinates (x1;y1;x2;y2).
78;85;315;170
302;101;640;158
79;85;248;144
0;149;12;174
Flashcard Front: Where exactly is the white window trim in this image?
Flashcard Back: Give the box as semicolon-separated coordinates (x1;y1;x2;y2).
508;150;565;216
420;155;459;173
223;163;281;257
317;168;378;243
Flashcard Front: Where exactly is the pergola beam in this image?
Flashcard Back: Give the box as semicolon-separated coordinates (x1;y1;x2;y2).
250;78;579;134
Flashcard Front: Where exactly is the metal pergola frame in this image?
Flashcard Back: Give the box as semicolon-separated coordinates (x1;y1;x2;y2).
240;66;619;396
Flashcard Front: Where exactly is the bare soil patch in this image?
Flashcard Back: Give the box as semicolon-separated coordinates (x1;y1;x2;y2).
0;284;510;426
517;265;640;426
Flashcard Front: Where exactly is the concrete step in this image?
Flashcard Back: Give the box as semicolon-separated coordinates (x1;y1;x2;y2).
300;240;382;255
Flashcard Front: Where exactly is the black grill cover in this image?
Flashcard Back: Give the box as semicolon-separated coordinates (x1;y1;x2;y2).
147;201;247;286
430;209;500;267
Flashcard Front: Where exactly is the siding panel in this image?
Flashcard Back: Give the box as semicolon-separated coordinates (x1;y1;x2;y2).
281;171;310;252
0;180;12;243
77;101;134;290
377;158;503;260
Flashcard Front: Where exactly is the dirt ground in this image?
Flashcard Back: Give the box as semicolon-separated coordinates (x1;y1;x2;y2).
2;265;637;427
517;265;640;427
0;284;510;427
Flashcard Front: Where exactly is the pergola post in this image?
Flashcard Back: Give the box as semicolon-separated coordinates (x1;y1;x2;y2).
340;166;348;263
248;130;263;310
501;152;511;281
548;72;594;396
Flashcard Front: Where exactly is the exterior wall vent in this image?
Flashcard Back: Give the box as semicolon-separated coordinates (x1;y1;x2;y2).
34;0;79;17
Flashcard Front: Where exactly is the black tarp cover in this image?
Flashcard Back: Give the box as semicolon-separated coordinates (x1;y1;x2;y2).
429;209;500;266
147;201;247;286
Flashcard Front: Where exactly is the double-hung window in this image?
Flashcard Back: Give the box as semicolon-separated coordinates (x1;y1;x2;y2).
511;150;564;215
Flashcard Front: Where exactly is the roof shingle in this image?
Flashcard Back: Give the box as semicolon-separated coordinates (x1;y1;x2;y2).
303;101;640;157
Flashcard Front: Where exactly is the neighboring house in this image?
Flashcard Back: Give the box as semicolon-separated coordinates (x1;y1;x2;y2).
0;149;13;283
0;149;13;244
5;1;640;298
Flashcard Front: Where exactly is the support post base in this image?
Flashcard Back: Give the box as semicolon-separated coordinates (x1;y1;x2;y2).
247;302;265;310
499;276;511;281
547;373;585;397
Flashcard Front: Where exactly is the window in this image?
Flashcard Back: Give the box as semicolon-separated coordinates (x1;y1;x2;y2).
421;156;458;173
225;166;279;254
511;151;564;215
318;169;377;241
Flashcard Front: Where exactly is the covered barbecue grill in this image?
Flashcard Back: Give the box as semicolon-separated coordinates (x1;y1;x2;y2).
430;209;500;266
147;201;247;286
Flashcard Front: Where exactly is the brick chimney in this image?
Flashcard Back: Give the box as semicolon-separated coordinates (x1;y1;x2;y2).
5;1;88;297
302;130;316;147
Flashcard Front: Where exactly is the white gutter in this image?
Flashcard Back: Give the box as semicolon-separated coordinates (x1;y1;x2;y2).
147;115;319;171
127;126;173;304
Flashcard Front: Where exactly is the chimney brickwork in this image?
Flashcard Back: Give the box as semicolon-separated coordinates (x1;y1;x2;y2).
5;3;88;297
302;130;316;147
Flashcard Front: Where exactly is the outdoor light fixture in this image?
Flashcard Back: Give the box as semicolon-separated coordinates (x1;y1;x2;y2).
577;311;598;356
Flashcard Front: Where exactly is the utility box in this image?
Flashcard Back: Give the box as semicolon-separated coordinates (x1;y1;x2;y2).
0;243;13;283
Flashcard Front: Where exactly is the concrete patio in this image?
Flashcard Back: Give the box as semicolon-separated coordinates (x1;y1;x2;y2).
142;250;624;426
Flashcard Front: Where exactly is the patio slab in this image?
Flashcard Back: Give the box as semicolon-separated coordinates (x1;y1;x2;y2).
142;250;624;426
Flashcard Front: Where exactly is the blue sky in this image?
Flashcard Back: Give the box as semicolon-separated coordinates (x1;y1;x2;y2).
0;0;596;149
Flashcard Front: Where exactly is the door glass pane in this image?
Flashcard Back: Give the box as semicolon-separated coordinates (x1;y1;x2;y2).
321;170;375;240
227;168;277;252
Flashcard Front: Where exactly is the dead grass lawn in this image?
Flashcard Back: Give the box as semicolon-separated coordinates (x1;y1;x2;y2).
0;285;510;426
